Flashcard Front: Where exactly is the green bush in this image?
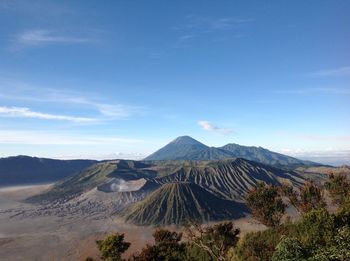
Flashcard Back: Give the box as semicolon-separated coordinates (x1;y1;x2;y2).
96;233;130;261
325;173;350;206
296;208;336;249
234;224;294;261
271;237;308;261
311;226;350;261
129;229;186;261
246;183;286;227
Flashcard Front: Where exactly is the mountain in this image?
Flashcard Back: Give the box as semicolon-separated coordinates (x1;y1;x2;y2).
144;136;321;168
144;136;235;161
144;136;208;160
152;158;305;201
0;156;97;187
220;143;320;168
27;159;157;203
28;158;307;225
183;147;236;161
121;182;248;225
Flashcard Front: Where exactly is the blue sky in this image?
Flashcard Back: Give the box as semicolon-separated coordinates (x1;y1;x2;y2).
0;0;349;164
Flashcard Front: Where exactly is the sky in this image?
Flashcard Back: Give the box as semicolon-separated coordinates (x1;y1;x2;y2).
0;0;349;165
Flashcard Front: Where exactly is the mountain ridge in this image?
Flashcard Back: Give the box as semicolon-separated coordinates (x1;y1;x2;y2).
0;156;97;187
144;136;322;168
121;182;248;225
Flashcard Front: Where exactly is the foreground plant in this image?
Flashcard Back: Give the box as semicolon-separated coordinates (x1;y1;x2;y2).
246;182;286;227
96;233;131;261
184;221;240;261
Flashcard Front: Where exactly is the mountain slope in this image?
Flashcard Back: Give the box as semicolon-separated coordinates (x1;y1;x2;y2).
27;158;308;225
0;156;96;187
183;147;235;160
27;160;157;203
121;182;248;225
144;136;209;160
220;143;319;168
153;158;305;201
144;136;321;168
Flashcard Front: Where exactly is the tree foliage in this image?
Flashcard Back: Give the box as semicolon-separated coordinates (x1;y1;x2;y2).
271;237;308;261
282;180;326;214
184;222;240;261
91;174;350;261
96;233;131;261
246;182;286;227
234;223;294;261
129;229;186;261
325;172;350;206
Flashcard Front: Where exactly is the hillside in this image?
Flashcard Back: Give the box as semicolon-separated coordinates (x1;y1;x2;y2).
121;182;248;225
153;158;305;201
27;158;307;225
145;136;321;168
0;156;96;187
183;147;236;160
220;143;319;168
27;160;157;203
144;136;209;161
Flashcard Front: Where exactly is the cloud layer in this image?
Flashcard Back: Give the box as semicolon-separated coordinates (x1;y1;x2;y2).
198;120;233;135
0;106;94;122
16;29;91;46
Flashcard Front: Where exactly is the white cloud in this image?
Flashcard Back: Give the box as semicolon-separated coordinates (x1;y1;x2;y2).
309;66;350;77
184;15;253;31
0;130;143;145
0;106;94;123
87;102;139;118
16;29;92;46
198;120;233;135
0;83;143;120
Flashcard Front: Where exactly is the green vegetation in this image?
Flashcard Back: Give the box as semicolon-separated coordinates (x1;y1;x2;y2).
235;172;350;261
184;222;240;261
325;172;350;206
96;233;131;261
90;222;239;261
90;171;350;260
130;229;186;261
246;182;286;227
282;180;326;214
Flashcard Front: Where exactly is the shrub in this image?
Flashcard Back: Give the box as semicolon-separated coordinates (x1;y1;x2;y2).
271;237;308;261
246;183;286;227
234;224;294;261
185;222;240;261
325;173;350;206
96;233;130;261
311;225;350;260
129;229;186;261
282;180;325;214
296;208;336;250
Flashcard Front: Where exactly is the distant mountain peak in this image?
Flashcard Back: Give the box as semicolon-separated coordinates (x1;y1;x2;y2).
145;136;322;167
170;136;205;145
144;136;208;161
